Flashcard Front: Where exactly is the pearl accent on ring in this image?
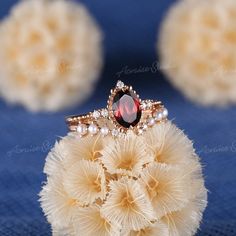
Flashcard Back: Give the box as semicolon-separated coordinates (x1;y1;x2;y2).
77;124;87;136
148;117;155;126
88;124;98;135
162;108;168;119
100;126;109;136
154;111;163;121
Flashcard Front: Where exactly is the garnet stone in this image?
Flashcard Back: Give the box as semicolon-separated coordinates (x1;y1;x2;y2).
112;89;141;128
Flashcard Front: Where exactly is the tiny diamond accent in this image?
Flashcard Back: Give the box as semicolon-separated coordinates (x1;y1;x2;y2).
137;128;143;135
143;124;148;130
141;100;152;110
92;110;100;119
141;101;147;109
101;109;108;118
147;101;152;108
111;129;119;137
116;80;125;89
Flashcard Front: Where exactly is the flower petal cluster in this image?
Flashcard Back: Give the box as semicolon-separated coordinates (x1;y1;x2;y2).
40;121;207;235
159;0;236;106
0;0;103;111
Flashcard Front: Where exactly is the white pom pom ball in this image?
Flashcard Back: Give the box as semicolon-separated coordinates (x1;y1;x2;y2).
158;0;236;106
0;0;103;111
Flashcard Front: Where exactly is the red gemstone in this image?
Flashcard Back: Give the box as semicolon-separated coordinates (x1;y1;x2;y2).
112;89;141;128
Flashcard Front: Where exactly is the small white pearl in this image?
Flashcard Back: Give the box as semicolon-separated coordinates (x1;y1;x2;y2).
88;124;98;135
148;117;155;126
100;126;109;136
154;111;163;121
162;108;168;119
77;124;87;136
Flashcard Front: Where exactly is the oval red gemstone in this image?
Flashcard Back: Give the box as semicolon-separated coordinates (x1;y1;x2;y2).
112;89;141;128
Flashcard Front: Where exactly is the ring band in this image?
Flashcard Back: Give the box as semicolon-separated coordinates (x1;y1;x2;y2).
66;81;168;137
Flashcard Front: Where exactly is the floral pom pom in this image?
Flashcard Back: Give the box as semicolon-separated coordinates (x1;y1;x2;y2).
40;121;207;235
158;0;236;106
0;0;103;111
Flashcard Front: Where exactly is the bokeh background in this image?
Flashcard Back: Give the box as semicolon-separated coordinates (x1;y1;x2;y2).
0;0;236;235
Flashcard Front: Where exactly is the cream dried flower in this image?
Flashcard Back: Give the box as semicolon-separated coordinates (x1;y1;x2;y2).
126;220;168;236
144;121;196;166
63;160;106;205
162;180;207;236
101;133;154;177
39;177;80;229
73;205;121;236
139;162;190;219
0;0;103;111
158;0;236;106
52;226;75;236
44;133;104;177
40;121;207;236
101;176;156;231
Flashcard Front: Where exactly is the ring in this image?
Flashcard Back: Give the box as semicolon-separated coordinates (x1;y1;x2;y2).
66;80;168;137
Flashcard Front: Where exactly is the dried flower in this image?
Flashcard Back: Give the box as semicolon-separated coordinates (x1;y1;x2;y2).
158;0;236;106
39;177;80;228
52;226;75;236
64;160;106;205
127;221;168;236
140;163;190;219
101;133;154;177
40;121;207;235
101;176;156;231
44;134;104;177
0;0;103;111
162;181;207;236
144;121;195;166
73;205;121;236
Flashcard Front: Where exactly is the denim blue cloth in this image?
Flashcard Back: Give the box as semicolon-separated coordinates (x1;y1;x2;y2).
0;0;236;235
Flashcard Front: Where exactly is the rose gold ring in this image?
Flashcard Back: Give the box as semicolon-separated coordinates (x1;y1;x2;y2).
66;80;168;137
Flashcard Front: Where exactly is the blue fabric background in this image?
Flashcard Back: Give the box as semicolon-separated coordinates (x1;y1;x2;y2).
0;0;236;235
